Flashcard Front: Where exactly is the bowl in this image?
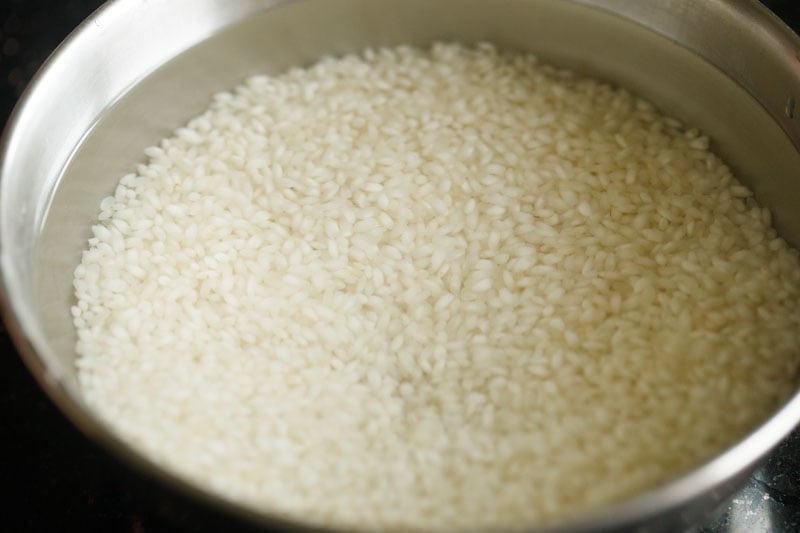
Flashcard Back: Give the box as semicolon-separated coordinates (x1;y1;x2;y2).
2;1;800;531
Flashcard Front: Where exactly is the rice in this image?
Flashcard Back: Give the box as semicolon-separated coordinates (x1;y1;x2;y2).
72;42;800;531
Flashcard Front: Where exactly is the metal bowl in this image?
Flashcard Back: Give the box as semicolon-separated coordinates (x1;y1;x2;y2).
2;1;800;531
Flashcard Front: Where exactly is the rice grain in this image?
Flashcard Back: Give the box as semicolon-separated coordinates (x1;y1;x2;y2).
73;43;800;531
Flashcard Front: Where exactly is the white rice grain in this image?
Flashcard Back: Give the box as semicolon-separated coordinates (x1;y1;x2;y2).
73;43;800;532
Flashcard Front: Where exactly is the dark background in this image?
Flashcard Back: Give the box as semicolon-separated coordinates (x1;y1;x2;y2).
2;1;800;532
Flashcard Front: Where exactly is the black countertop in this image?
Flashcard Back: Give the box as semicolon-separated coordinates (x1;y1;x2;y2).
2;1;800;532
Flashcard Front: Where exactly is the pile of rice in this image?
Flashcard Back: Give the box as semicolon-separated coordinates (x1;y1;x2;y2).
72;43;800;531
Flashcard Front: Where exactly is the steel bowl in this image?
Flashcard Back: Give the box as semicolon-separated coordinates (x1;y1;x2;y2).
2;1;800;531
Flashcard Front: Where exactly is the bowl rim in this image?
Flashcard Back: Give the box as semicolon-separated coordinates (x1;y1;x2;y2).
1;1;799;531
